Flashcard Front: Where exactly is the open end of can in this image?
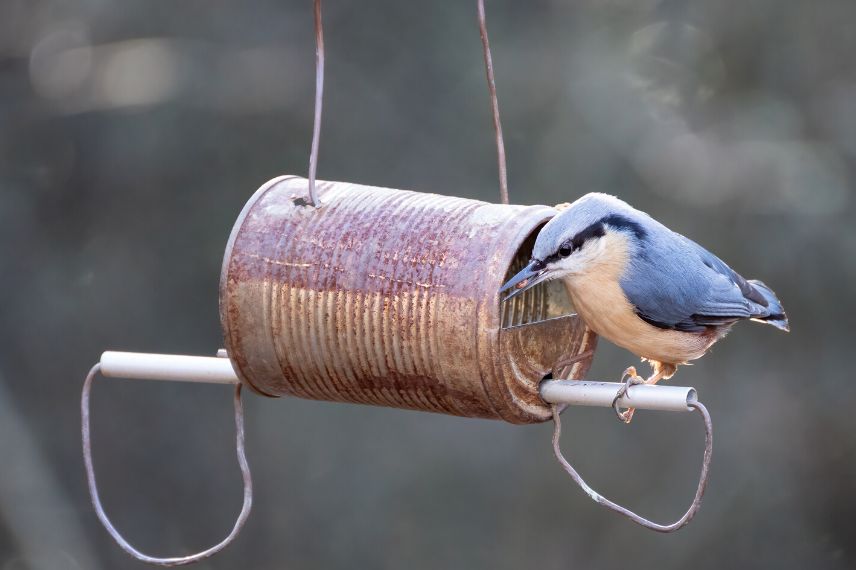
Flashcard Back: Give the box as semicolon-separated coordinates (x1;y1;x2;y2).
489;215;597;424
500;223;576;329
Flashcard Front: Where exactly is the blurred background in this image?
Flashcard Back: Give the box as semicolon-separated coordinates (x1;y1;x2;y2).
2;0;855;568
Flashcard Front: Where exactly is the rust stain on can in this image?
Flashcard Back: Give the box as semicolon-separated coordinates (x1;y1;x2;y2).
220;176;595;424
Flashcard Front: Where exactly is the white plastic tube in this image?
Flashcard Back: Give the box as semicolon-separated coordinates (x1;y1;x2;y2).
98;351;697;412
540;380;696;412
100;351;239;384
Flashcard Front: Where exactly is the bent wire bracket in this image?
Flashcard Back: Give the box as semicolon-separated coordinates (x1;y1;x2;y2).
540;379;714;533
81;359;251;567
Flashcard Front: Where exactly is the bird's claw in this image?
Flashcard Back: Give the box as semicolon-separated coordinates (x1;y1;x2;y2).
616;409;634;423
612;366;644;424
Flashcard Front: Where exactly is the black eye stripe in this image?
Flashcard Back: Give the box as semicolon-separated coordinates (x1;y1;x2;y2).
599;214;647;241
571;223;606;251
550;214;646;260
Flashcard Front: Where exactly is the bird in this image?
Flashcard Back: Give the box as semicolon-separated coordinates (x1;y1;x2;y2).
499;193;788;423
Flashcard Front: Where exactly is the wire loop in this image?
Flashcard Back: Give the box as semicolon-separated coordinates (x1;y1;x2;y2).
81;363;253;566
306;0;506;206
550;400;713;533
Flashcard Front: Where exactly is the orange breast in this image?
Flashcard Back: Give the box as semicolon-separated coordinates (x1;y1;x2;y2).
564;232;719;365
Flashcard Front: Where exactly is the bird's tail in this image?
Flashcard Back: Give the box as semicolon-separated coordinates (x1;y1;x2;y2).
748;279;789;332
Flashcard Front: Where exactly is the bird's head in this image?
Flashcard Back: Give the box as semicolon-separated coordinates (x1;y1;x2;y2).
500;193;650;301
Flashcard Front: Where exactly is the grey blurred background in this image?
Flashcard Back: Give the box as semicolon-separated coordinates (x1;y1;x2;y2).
1;0;854;568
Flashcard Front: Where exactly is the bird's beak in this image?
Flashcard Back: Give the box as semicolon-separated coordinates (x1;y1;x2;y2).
499;260;550;302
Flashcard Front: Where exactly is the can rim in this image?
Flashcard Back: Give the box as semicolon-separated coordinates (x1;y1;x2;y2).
219;175;300;397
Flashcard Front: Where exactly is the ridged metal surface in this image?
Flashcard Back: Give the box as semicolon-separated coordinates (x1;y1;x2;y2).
220;176;595;423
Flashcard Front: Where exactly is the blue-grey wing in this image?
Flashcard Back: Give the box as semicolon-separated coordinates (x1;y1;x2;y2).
621;234;767;332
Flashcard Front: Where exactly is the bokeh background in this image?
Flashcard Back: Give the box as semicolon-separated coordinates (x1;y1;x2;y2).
2;0;855;568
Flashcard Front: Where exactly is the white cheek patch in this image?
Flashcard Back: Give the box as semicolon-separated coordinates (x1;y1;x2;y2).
548;256;580;278
547;238;607;277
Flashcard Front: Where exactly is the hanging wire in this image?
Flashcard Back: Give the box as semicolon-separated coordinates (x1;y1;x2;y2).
477;0;509;205
81;363;253;566
550;400;713;533
307;0;325;207
309;0;502;206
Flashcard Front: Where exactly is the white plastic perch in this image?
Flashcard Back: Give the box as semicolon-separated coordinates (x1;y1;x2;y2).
99;351;699;413
540;379;697;412
86;349;713;557
99;351;239;384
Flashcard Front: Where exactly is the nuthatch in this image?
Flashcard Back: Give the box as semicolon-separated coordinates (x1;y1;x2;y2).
500;193;789;423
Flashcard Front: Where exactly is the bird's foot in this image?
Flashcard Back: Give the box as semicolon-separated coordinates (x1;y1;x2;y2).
612;366;644;424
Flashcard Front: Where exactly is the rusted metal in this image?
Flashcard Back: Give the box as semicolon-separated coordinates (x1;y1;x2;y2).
220;176;596;424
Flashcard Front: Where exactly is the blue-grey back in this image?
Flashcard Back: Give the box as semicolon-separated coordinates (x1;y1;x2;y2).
534;192;782;332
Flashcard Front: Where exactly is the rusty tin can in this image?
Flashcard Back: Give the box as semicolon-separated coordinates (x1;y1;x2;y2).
220;176;596;423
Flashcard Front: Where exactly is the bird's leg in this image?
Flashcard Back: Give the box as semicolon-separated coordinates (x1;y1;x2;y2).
612;366;645;423
612;367;669;424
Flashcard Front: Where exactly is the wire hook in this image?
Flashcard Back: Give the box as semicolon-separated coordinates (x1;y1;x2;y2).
81;363;253;566
550;400;713;532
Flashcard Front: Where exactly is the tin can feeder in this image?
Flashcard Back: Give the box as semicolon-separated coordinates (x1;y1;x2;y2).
219;175;596;424
81;177;712;567
77;0;715;562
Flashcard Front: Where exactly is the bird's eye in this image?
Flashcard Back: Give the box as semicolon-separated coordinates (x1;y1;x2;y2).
559;244;573;257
